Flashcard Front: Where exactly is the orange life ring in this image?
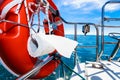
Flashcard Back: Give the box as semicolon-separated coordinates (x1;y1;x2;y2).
0;0;64;79
43;16;64;36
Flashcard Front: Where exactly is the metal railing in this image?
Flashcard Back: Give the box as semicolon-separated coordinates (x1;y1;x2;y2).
17;56;54;80
98;1;120;60
60;17;100;63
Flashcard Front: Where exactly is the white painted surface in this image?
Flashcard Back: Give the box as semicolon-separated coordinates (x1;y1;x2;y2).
86;61;120;80
70;61;120;80
70;63;86;80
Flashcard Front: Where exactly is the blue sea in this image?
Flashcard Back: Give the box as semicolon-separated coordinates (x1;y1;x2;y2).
0;35;120;80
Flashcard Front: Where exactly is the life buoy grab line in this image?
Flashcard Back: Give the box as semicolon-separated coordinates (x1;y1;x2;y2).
0;0;64;79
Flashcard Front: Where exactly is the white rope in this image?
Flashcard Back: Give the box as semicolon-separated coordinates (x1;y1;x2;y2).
28;2;38;13
24;0;31;28
45;0;53;34
15;0;24;14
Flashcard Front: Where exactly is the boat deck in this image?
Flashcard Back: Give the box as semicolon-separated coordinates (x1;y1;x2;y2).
70;61;120;80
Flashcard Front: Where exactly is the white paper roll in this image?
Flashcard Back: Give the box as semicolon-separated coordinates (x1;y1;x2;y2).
28;33;78;58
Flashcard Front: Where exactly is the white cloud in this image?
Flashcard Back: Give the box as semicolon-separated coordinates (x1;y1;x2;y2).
105;3;120;11
63;0;105;9
62;0;120;11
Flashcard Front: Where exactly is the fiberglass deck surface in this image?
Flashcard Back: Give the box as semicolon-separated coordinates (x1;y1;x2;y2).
71;61;120;80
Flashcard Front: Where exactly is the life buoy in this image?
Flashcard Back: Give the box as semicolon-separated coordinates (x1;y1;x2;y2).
0;0;64;79
43;16;64;36
43;19;49;34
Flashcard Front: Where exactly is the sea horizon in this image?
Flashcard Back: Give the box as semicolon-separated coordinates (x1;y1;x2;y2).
0;35;120;80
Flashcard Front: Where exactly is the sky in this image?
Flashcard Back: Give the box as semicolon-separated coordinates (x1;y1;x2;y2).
52;0;120;35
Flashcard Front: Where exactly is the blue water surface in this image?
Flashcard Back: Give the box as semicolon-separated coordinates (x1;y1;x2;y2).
0;35;120;80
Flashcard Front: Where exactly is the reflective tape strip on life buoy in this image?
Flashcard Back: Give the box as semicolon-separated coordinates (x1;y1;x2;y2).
54;19;63;26
0;0;23;19
52;17;64;36
28;2;38;13
43;18;64;36
0;0;64;79
52;20;63;30
0;29;3;34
